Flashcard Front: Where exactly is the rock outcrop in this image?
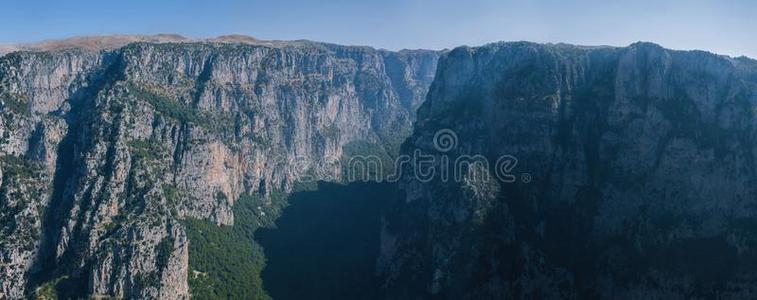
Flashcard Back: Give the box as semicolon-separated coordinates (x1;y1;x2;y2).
381;42;757;299
0;38;439;299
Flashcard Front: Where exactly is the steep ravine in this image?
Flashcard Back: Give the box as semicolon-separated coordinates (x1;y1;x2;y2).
29;50;126;296
256;182;404;300
0;39;439;299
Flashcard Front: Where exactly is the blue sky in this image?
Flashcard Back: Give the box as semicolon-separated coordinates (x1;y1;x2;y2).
1;0;756;58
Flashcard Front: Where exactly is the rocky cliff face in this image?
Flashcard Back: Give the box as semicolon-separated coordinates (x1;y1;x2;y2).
0;39;438;299
6;37;754;300
381;42;757;299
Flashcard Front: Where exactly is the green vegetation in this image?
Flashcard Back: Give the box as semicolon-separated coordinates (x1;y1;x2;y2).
341;141;395;182
183;181;402;300
256;182;403;299
101;219;120;236
128;82;201;123
163;185;178;203
155;236;175;274
183;192;287;299
34;276;69;300
127;82;237;140
1;155;38;179
128;139;165;161
1;93;30;115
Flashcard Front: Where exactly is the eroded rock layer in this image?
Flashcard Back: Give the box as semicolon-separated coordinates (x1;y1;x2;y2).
0;40;439;299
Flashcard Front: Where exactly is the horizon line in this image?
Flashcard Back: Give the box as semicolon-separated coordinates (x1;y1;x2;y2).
1;33;754;60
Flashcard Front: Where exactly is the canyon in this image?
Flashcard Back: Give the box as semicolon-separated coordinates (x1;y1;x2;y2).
2;36;757;299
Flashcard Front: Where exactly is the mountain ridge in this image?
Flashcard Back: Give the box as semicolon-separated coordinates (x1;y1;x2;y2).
0;34;451;57
6;34;755;62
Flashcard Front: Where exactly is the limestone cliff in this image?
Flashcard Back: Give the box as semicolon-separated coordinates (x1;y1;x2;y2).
0;38;439;299
381;42;757;299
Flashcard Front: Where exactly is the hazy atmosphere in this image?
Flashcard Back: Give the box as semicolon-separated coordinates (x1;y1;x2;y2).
2;0;756;57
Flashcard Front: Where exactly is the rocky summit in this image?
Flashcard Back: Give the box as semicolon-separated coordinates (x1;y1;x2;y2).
2;36;757;300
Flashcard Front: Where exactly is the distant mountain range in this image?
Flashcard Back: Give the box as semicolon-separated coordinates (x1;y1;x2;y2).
0;34;444;56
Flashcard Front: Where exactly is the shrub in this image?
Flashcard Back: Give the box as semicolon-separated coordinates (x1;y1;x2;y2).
128;139;164;162
128;82;200;123
183;192;287;299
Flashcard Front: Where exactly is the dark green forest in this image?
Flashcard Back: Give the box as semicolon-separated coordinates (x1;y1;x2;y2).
183;182;402;299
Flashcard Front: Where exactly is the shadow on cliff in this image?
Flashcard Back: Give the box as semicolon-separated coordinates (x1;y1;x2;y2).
27;51;126;297
255;181;404;300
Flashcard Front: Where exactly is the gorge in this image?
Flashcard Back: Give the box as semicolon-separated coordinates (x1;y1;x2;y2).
2;36;757;299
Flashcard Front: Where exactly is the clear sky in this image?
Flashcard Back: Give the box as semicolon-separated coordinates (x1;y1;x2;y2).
1;0;755;58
